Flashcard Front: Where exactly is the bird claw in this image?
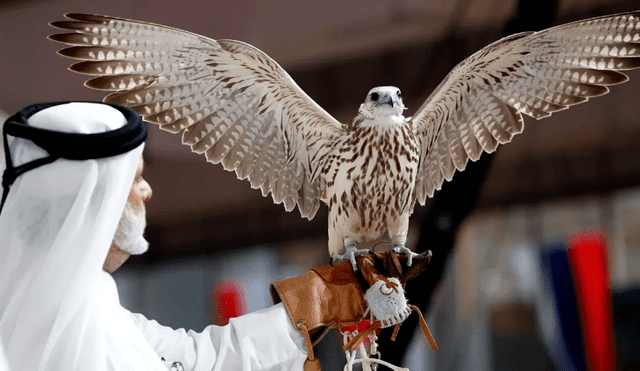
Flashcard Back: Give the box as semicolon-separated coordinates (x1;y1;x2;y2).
332;244;370;271
392;245;419;267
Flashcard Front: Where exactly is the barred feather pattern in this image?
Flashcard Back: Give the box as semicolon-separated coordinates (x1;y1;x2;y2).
49;12;640;258
323;113;419;255
49;13;344;220
411;11;640;204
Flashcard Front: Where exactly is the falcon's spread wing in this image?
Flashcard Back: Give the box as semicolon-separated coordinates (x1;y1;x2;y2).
49;13;345;220
411;11;640;204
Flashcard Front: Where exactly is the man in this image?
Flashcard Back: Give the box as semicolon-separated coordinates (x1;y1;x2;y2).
107;149;311;370
0;101;313;370
0;101;169;370
0;101;424;371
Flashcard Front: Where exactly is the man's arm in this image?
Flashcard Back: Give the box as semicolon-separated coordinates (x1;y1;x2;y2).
128;252;430;371
128;303;308;371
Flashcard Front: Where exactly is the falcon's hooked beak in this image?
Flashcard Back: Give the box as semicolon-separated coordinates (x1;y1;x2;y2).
378;93;394;108
358;86;406;120
370;91;396;108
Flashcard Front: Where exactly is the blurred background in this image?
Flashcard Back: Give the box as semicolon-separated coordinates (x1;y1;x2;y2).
2;0;640;370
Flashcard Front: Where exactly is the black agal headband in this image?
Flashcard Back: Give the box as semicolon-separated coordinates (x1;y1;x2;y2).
1;101;147;213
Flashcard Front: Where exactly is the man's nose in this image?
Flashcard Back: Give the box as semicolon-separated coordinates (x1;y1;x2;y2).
141;180;152;202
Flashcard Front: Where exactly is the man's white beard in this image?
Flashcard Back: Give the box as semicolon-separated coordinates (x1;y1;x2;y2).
112;201;149;255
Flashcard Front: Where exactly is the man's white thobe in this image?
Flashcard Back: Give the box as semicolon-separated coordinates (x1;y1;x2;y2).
130;303;308;370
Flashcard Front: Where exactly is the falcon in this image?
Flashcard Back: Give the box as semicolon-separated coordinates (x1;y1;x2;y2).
49;12;640;268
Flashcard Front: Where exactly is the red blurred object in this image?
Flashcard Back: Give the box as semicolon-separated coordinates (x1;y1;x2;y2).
341;320;377;349
212;280;247;325
567;231;615;371
341;320;372;334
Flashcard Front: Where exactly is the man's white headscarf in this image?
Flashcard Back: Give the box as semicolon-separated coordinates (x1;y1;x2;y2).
0;102;166;370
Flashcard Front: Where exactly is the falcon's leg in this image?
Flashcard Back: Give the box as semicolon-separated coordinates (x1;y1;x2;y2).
332;238;370;271
391;235;419;267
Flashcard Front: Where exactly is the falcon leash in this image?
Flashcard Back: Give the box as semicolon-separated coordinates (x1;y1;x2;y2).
339;252;437;371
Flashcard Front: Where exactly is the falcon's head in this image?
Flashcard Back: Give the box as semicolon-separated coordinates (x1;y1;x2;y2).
358;86;406;120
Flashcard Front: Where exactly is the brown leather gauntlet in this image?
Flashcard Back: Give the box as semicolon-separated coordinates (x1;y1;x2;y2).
271;261;366;331
270;261;364;370
270;251;434;370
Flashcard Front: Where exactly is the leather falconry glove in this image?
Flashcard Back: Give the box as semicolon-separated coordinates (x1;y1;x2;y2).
270;251;437;371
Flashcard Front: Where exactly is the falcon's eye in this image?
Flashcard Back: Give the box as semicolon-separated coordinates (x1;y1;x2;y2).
397;90;401;97
370;92;379;101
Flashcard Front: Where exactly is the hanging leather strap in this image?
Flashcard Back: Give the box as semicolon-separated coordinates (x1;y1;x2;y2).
410;305;438;350
342;321;381;351
298;322;321;371
391;322;402;341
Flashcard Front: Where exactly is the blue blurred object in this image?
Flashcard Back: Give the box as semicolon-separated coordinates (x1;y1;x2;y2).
539;244;587;371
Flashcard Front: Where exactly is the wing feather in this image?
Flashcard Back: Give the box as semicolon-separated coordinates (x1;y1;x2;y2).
457;105;484;161
445;115;468;171
411;11;640;204
50;13;346;219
